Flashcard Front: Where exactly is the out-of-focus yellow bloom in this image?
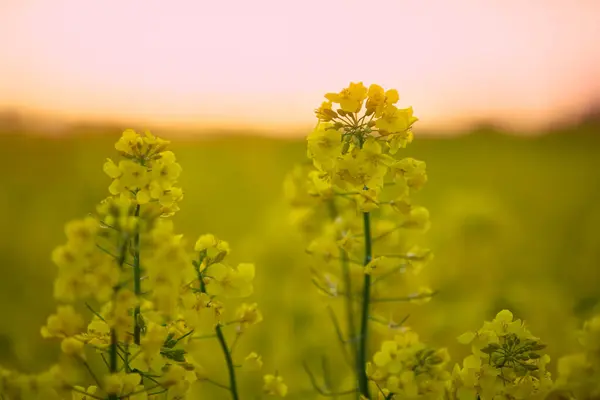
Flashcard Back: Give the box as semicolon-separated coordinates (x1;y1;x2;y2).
60;337;85;358
263;373;288;397
243;352;264;372
207;262;255;298
236;303;263;327
41;305;85;338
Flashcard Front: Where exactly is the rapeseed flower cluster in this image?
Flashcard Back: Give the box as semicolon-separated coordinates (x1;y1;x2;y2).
367;329;451;399
285;82;433;399
0;129;285;399
451;310;553;399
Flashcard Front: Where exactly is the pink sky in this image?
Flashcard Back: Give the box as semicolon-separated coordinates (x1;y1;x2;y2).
1;0;599;135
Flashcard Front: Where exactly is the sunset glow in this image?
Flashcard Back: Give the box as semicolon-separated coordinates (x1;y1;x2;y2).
1;0;599;134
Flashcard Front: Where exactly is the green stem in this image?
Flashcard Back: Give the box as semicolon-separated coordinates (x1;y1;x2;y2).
357;211;372;399
340;251;357;357
108;328;119;400
215;324;240;400
195;255;239;400
133;204;142;345
109;232;130;400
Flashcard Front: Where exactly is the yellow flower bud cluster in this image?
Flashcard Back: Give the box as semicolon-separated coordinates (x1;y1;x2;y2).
51;216;119;303
452;310;553;400
367;329;450;399
144;220;193;319
104;129;183;216
309;82;420;211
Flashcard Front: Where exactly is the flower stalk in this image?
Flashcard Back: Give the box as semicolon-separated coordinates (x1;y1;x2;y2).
196;256;241;400
133;203;142;345
357;210;373;398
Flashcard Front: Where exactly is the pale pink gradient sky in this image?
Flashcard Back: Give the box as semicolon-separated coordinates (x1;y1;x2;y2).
1;0;599;135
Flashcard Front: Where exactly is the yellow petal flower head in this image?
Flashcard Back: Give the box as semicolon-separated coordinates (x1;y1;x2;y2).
325;81;368;113
307;122;342;173
151;151;182;189
243;352;264;372
41;305;85;338
263;373;288;397
315;101;338;121
115;129;143;156
366;84;400;117
207;262;255;298
375;105;418;135
236;303;264;327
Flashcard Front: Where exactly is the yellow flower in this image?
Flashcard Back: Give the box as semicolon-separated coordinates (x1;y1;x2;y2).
366;84;400;117
64;217;98;250
151;152;182;189
41;305;85;338
263;373;288;397
103;372;142;395
207;263;255;298
307;122;342;172
325;82;368;113
115;129;143;156
194;233;230;255
60;337;85;358
103;158;121;179
356;188;380;212
375;105;418;134
243;352;264;372
236;303;263;327
71;385;98;400
118;160;149;189
315;101;338;121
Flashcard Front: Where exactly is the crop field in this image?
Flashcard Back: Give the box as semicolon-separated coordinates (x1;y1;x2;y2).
0;118;599;399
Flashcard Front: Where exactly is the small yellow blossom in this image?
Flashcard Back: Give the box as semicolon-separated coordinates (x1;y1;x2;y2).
263;373;288;397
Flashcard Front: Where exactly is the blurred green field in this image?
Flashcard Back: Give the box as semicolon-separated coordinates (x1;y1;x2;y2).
1;122;599;397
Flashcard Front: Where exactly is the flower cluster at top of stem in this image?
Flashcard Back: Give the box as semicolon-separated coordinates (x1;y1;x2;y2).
0;130;286;400
285;82;433;399
451;310;553;400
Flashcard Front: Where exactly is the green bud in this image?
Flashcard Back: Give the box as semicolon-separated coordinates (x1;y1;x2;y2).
529;343;547;351
341;141;350;155
163;333;177;348
428;356;443;365
212;251;227;264
481;343;501;354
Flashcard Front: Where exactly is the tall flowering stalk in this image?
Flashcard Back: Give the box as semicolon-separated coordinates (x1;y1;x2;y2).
287;82;435;399
0;129;286;399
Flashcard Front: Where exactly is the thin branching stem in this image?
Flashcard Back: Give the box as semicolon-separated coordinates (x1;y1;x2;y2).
371;291;438;303
196;254;240;400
